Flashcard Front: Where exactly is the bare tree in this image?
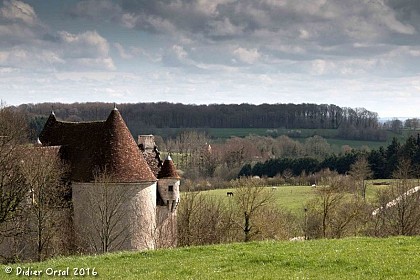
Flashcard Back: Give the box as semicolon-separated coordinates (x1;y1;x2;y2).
231;177;274;242
177;189;199;246
0;150;27;236
177;189;234;246
374;160;420;236
249;207;298;241
172;131;210;175
375;181;420;236
307;172;346;238
392;158;413;182
327;199;369;238
318;187;344;238
282;169;294;184
404;118;419;130
20;147;68;261
387;118;403;134
304;136;331;160
349;156;372;200
77;171;130;253
0;107;30;261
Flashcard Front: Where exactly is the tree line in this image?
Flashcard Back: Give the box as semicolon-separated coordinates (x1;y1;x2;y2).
16;102;381;140
158;131;345;181
239;135;420;180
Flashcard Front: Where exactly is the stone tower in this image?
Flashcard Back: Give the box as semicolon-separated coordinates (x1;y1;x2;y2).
156;155;180;248
39;108;159;252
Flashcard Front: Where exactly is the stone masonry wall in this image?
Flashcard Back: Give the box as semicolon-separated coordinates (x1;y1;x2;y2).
72;181;157;253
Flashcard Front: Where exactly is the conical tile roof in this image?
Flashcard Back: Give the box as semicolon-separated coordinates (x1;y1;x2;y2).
38;112;57;144
38;108;156;183
158;155;180;179
103;109;156;182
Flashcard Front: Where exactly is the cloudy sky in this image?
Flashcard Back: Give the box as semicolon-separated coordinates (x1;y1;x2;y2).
1;0;420;117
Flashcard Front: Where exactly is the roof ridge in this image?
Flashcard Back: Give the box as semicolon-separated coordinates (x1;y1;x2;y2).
56;120;105;124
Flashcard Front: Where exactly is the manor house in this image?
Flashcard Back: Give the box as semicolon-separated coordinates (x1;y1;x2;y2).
38;107;180;252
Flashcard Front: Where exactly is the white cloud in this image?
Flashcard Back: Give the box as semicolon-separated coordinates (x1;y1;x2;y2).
0;67;16;73
121;13;139;29
68;57;115;71
0;47;65;71
69;0;122;22
172;45;188;60
299;29;310;39
114;42;132;59
233;47;261;64
0;0;38;25
57;30;115;70
0;0;45;48
161;44;196;67
0;1;115;72
310;59;331;75
0;23;36;39
208;17;244;37
68;0;418;76
191;0;232;16
58;30;110;58
0;30;114;71
143;15;177;34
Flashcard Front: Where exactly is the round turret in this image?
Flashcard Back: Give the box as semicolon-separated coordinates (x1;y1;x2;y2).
157;155;180;212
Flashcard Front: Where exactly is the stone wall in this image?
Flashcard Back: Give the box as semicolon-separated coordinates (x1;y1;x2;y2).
155;178;179;248
157;179;180;210
72;181;157;253
138;135;155;151
156;206;177;248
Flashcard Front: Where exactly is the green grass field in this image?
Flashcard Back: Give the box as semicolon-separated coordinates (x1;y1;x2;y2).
323;138;388;150
199;182;390;214
201;186;316;214
4;237;419;279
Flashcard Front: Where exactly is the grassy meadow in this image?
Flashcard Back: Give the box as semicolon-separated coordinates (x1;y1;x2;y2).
3;237;419;279
197;181;391;215
200;186;316;214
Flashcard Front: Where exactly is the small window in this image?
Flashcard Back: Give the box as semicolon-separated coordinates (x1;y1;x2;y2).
168;185;174;192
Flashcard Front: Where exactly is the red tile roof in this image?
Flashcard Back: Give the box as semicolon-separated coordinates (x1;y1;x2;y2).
158;155;180;179
39;109;156;183
142;150;161;177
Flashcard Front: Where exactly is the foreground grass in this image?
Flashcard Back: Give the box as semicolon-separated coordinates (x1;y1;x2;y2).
3;237;419;279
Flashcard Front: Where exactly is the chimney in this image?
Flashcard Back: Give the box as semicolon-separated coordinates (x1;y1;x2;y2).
138;135;155;151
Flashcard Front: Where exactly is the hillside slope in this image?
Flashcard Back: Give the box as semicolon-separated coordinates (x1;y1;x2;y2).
3;237;419;279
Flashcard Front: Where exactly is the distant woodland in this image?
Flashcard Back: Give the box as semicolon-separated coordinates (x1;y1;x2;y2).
239;135;420;180
16;102;383;140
